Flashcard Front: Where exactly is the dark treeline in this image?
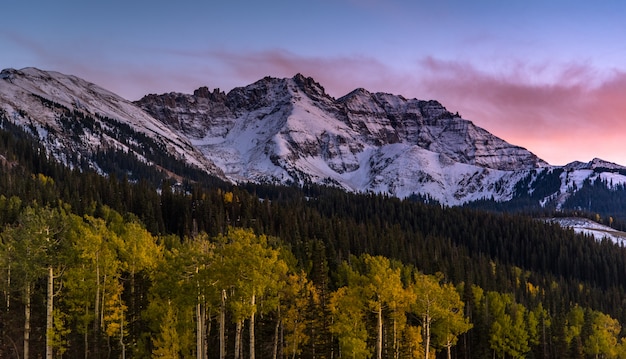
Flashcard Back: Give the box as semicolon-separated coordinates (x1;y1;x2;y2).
2;115;626;358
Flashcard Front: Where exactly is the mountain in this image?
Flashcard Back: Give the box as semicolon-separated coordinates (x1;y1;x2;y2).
136;74;626;213
3;67;626;216
136;74;549;204
0;67;224;182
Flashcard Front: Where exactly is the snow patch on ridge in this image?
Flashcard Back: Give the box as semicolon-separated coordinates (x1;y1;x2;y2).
548;217;626;246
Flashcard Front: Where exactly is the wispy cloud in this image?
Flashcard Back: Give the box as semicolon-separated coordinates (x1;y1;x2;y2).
1;33;212;100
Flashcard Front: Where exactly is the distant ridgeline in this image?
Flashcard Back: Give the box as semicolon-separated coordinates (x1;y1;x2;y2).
466;165;626;228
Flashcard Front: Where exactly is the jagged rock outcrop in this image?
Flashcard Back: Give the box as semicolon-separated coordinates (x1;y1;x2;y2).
136;73;548;203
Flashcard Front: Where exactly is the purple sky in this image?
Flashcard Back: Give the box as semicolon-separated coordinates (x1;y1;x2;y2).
2;0;626;166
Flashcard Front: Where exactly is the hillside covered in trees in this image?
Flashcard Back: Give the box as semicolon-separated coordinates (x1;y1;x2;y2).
1;117;626;358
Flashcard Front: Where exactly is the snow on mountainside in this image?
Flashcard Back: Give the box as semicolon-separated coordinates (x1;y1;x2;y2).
3;67;625;208
548;217;626;246
0;67;222;177
137;74;548;204
548;158;626;209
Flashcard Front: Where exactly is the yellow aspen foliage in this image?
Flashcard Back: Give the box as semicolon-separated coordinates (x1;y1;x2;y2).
282;271;316;358
402;325;423;358
103;282;127;338
526;282;539;298
152;303;180;358
34;173;54;185
49;308;70;356
329;286;370;359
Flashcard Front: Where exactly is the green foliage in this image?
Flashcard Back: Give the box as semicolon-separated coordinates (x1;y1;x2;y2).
583;309;620;358
431;283;473;356
329;286;371;359
151;302;181;358
49;308;70;356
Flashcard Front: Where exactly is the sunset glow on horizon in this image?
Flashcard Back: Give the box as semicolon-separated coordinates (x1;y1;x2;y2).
2;0;626;166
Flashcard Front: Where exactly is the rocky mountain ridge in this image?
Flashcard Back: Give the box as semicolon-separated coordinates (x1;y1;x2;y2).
136;73;551;203
2;67;626;208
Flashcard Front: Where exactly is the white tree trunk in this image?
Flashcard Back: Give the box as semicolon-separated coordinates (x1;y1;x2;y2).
234;320;242;359
95;258;101;332
204;307;210;359
120;307;126;359
100;273;106;331
273;302;281;359
377;303;383;359
250;293;256;359
424;315;431;359
24;284;31;359
196;300;203;359
220;290;226;359
94;261;102;359
46;266;54;359
393;314;398;359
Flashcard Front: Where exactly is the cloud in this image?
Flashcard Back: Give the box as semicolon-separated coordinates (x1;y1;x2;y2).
1;32;215;100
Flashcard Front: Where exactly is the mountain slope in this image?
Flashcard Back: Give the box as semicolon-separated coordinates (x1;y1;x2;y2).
0;67;223;180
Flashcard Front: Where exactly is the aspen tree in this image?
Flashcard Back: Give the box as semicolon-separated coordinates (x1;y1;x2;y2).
114;220;162;351
329;286;370;359
146;236;208;358
431;283;472;359
212;227;287;359
151;301;180;358
2;206;67;359
360;254;406;359
409;272;446;359
583;310;620;358
281;271;317;359
64;214;122;358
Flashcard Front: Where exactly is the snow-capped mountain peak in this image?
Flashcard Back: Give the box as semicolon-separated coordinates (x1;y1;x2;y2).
564;158;626;171
136;73;548;204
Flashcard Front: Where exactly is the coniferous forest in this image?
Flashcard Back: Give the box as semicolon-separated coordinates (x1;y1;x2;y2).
3;120;626;358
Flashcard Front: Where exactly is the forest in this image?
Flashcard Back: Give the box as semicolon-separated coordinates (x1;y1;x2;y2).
2;116;626;358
